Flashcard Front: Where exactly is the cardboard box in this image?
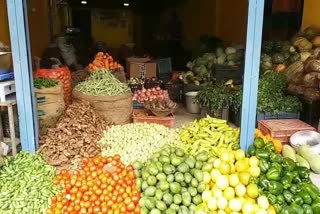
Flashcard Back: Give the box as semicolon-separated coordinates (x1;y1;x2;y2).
126;57;157;79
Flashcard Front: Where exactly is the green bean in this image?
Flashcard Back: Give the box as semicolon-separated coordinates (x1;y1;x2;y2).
33;78;58;89
75;69;129;96
0;152;60;213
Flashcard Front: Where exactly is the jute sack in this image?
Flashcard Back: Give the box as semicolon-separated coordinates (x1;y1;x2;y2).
73;89;132;124
35;83;65;132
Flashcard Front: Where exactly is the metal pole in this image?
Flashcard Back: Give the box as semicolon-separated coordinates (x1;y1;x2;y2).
240;0;265;150
6;0;39;153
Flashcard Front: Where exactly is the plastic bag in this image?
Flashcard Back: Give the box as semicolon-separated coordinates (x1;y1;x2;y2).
303;72;320;88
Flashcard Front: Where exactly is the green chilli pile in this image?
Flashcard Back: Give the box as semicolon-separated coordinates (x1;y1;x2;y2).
75;69;129;96
179;116;240;156
33;77;58;89
0;152;60;213
99;123;183;165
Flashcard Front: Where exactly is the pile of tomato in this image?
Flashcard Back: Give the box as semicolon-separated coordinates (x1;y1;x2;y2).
47;155;140;214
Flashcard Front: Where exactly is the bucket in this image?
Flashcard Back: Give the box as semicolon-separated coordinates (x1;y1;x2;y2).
185;91;200;114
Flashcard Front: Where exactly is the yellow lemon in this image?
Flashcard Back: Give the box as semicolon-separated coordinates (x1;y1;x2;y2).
217;210;227;214
216;175;229;190
235;160;249;173
235;184;246;197
229;198;242;212
208;197;218;211
239;172;251;185
257;196;269;210
211;186;223;198
229;174;240;187
247;184;259;199
268;206;276;214
250;166;261;178
242;202;255;214
217;197;228;210
256;210;268;214
228;153;236;164
220;152;230;162
219;162;231;175
202;190;212;202
234;149;246;161
214;159;222;169
245;197;256;204
211;169;221;182
223;187;235;200
203;171;211;184
230;164;236;173
249;156;260;167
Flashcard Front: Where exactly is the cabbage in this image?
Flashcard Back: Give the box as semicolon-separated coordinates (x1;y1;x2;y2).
217;54;227;64
216;48;225;57
225;47;237;55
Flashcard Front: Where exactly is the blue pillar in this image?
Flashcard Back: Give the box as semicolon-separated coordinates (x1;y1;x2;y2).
6;0;38;153
240;0;265;150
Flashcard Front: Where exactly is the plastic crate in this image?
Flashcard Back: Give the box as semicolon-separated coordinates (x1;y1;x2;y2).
213;64;243;84
258;119;316;143
300;99;320;128
133;101;144;109
0;72;14;81
132;109;175;128
164;81;182;102
157;58;172;76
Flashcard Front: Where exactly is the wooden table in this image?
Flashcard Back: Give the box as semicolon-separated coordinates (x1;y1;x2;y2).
0;95;18;156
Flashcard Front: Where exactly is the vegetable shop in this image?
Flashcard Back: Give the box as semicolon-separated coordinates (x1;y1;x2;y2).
1;0;320;213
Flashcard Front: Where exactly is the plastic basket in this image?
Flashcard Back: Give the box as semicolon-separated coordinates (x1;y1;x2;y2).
213;64;243;84
164;81;182;102
132;109;175;128
258;119;316;143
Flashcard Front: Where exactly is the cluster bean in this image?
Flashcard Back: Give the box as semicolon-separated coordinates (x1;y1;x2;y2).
75;69;129;96
99;123;183;165
33;77;58;89
0;152;60;214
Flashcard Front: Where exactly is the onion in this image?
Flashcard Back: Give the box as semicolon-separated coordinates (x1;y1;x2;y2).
142;89;146;93
151;88;156;92
156;87;161;91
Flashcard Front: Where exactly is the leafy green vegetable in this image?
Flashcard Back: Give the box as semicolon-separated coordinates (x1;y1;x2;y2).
34;77;58;89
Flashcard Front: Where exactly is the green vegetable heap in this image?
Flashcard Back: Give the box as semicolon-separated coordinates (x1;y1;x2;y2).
75;69;129;96
0;152;60;213
248;138;320;213
33;77;58;89
179;117;240;157
135;145;212;214
99;123;182;165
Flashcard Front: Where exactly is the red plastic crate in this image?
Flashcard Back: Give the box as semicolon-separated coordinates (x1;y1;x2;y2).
132;109;175;128
258;119;316;143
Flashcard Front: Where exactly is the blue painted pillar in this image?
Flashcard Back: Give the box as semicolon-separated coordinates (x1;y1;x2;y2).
6;0;39;153
240;0;265;150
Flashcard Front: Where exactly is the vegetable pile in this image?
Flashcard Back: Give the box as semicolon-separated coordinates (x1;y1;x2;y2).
88;52;122;72
197;149;274;213
38;101;110;169
0;152;60;213
135;145;207;213
248;136;320;213
75;69;129;96
33;77;58;89
132;87;169;103
144;99;177;116
48;155;140;214
99;123;182;165
179;117;240;156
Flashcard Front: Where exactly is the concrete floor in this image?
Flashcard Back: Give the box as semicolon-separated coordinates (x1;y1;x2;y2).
174;106;200;128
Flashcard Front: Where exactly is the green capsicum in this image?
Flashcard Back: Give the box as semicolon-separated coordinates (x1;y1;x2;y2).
283;170;294;178
289;184;302;194
255;149;269;160
254;137;265;149
276;194;285;205
283;190;294;203
303;183;320;200
264;142;275;153
293;195;304;206
271;162;283;171
268;181;284;195
302;204;314;214
291;203;304;214
259;176;270;190
273;204;282;213
280;206;295;214
281;175;293;189
292;171;302;184
266;167;281;181
282;157;296;171
247;145;256;156
259;159;270;173
312;198;320;214
296;166;310;180
270;153;282;163
299;189;312;204
267;193;277;205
